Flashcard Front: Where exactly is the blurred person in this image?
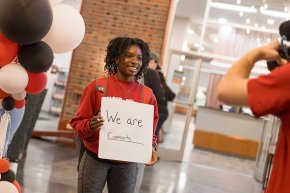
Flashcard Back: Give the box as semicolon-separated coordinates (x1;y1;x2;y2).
193;90;206;113
134;54;165;193
70;37;158;193
148;52;175;142
217;40;289;193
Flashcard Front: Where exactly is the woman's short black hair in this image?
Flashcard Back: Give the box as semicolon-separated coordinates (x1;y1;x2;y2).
104;36;150;80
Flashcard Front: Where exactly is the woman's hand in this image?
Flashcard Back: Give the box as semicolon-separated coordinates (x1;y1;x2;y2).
89;112;104;131
145;149;158;166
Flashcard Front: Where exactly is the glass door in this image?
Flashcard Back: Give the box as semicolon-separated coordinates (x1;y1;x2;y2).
157;50;211;161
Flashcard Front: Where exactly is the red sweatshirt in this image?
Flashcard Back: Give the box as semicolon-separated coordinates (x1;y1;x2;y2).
70;76;158;156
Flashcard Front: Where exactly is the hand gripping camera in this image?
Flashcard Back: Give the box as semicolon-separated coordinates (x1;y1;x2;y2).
267;20;290;71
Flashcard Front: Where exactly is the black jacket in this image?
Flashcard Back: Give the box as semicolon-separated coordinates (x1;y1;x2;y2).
144;68;168;115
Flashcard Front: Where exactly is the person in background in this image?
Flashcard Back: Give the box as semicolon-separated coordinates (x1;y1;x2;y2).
217;40;289;193
193;89;206;116
70;37;158;193
134;54;165;193
148;52;175;143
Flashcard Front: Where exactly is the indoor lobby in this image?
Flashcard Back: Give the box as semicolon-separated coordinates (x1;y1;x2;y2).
1;0;287;193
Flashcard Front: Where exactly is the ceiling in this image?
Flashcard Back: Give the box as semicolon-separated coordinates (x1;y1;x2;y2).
173;0;290;75
175;0;290;31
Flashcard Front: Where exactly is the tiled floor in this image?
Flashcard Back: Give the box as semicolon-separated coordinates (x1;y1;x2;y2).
18;138;262;193
16;111;263;193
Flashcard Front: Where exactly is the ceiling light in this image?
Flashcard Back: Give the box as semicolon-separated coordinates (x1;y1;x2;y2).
214;37;218;43
267;19;274;25
220;25;232;34
267;38;271;43
217;18;228;24
246;29;251;34
239;11;244;17
180;55;185;61
236;0;241;5
263;4;268;9
255;23;258;27
260;7;290;19
284;6;288;12
187;28;194;34
194;43;200;48
246;18;251;24
210;2;257;13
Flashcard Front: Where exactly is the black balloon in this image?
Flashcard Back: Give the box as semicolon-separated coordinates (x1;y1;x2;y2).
18;41;54;73
2;96;15;111
0;0;53;45
0;170;15;183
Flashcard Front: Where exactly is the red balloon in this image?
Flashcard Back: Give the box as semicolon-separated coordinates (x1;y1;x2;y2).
25;72;47;94
0;33;18;67
0;89;9;99
12;180;22;193
0;158;10;173
15;99;25;109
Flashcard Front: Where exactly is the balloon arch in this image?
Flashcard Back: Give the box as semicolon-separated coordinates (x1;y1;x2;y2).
0;0;85;192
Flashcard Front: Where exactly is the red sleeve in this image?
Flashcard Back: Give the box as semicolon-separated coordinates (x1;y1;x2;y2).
70;80;98;139
248;64;290;117
149;93;159;146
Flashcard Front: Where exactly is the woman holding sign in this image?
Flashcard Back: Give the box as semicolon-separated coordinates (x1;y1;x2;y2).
70;37;159;193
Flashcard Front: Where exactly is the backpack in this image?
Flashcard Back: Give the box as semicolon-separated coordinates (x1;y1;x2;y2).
96;76;152;105
76;76;153;170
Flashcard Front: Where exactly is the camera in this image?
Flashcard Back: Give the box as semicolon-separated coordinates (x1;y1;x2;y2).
267;20;290;71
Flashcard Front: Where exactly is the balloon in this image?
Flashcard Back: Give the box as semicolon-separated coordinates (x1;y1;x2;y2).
50;0;64;6
18;41;54;73
25;72;47;94
0;108;25;155
0;63;29;94
0;0;53;45
2;97;15;111
0;89;9;99
43;4;85;53
0;158;10;173
12;180;21;193
11;91;26;101
0;170;16;183
0;181;18;193
14;99;25;109
0;33;18;67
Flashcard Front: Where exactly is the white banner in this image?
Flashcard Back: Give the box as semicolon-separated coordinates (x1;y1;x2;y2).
98;97;154;163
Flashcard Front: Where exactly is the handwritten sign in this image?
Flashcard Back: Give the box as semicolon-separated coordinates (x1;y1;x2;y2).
98;97;154;163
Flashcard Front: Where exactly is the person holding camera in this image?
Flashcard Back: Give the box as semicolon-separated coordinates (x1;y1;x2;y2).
217;39;289;193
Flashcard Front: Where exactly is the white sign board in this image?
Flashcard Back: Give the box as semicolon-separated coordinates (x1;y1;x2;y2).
98;97;154;163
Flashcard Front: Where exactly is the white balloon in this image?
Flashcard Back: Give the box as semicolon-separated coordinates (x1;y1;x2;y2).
0;63;29;94
43;4;85;53
11;90;27;100
50;0;64;6
0;181;18;193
